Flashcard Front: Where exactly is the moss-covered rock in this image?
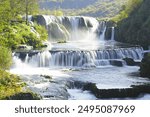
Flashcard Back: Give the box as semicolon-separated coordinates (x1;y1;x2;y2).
140;53;150;78
5;92;41;100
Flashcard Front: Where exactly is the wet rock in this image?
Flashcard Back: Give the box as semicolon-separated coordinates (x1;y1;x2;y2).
41;75;52;80
105;27;112;40
123;58;140;66
61;17;72;30
48;22;70;41
110;60;124;67
140;53;150;78
83;82;150;99
78;17;87;28
32;15;47;27
14;51;39;61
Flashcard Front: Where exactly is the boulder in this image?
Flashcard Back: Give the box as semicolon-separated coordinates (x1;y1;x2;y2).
31;15;46;27
140;53;150;78
123;58;140;66
110;60;124;67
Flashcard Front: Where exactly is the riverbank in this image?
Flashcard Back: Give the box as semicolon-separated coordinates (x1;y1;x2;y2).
0;70;40;100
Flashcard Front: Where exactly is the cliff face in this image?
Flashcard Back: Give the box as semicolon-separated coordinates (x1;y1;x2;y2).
116;0;150;49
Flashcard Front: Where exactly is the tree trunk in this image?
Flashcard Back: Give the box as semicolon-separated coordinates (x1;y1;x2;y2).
25;0;28;25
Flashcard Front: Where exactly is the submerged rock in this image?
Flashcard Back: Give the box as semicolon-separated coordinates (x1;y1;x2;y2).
110;60;124;67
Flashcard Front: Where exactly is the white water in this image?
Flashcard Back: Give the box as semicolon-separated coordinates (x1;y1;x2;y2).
10;16;150;100
99;26;106;40
111;27;115;41
68;89;97;100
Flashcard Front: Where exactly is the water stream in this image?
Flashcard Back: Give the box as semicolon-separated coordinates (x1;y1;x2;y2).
10;15;150;100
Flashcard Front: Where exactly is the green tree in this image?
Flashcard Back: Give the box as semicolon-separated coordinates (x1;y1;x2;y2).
23;0;39;24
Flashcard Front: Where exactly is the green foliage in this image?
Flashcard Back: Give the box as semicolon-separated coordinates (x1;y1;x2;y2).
0;70;23;99
116;0;150;48
40;9;64;16
39;0;127;19
112;0;143;22
0;70;40;100
0;0;39;24
0;46;12;70
0;0;43;100
0;23;47;49
34;23;48;41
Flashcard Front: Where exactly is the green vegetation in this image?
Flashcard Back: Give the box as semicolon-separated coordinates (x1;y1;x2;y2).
115;0;150;49
112;0;143;22
0;0;45;100
0;70;40;100
40;9;64;16
140;53;150;78
39;0;128;19
0;47;12;70
0;23;47;49
0;0;48;49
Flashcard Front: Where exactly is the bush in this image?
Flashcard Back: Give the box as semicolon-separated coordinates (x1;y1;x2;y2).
0;23;48;49
0;46;12;70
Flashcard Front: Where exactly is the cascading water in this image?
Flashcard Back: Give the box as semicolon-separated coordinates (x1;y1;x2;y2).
99;22;106;41
10;15;150;100
14;47;143;68
111;27;115;41
32;15;100;42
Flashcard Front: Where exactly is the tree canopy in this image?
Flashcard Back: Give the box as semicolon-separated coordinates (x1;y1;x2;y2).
116;0;150;49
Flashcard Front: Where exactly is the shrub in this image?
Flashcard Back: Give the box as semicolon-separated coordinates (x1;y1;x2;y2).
0;46;12;70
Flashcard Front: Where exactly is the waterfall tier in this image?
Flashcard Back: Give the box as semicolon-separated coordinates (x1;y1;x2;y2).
14;47;143;68
31;15;106;42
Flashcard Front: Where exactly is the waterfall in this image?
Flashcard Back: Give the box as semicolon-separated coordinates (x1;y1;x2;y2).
31;15;100;42
13;47;143;68
99;22;106;40
111;27;115;41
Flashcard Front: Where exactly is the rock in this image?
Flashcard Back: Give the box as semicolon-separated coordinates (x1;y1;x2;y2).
78;17;87;28
6;92;41;100
48;22;70;41
105;27;112;40
123;58;140;66
16;45;33;51
41;75;52;80
140;53;150;78
31;15;47;27
86;19;93;28
14;51;39;61
83;82;150;99
61;17;72;30
110;60;124;67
